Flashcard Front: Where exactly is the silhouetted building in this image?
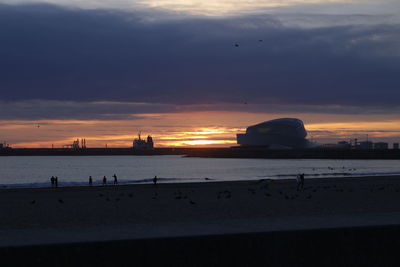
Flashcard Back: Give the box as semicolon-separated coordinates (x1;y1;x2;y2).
374;142;389;150
337;141;351;149
321;143;342;149
237;118;315;149
358;141;373;149
393;143;399;150
146;135;153;148
63;138;86;149
0;142;11;149
133;134;154;149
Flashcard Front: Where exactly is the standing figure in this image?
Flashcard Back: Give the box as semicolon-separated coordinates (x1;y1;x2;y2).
55;176;58;188
113;174;118;185
89;176;93;186
296;174;301;191
300;173;305;190
50;176;55;188
153;175;158;186
102;176;107;186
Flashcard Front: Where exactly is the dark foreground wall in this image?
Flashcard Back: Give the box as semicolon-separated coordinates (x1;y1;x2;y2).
1;225;400;267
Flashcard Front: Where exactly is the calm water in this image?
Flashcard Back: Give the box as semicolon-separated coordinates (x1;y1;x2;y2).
0;155;400;187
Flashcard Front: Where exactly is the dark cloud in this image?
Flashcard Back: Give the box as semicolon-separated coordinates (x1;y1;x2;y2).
2;100;400;121
0;100;177;120
1;4;400;112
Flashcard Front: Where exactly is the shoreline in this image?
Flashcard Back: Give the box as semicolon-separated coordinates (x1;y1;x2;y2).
1;174;400;191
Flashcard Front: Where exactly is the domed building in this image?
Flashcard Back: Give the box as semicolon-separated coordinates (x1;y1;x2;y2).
236;118;313;149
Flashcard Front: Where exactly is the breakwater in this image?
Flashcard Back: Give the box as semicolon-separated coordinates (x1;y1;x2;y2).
0;148;188;156
185;147;400;159
1;147;400;159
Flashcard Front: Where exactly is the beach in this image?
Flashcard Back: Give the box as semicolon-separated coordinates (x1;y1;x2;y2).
1;176;400;266
1;175;400;244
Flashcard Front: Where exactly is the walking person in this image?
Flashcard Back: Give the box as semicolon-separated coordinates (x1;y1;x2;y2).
153;175;158;186
55;176;58;188
113;174;118;185
102;176;107;186
89;176;93;186
50;176;55;188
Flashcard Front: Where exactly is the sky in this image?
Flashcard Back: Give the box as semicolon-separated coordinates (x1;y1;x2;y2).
1;0;400;148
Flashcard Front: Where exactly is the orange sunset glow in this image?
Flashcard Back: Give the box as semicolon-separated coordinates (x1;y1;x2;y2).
3;111;400;148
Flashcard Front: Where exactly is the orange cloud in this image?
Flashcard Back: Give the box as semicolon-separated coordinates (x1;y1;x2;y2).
2;112;400;148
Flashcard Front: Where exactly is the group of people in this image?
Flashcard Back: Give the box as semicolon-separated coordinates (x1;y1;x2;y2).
94;174;118;186
50;174;159;187
50;176;58;188
296;173;305;191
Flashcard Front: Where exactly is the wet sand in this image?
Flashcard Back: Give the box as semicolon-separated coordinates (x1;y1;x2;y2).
1;175;400;246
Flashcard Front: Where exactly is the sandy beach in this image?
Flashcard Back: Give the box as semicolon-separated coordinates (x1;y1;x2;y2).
1;175;400;247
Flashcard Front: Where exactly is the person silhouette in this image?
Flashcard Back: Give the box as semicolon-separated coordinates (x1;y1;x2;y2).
55;176;58;188
300;173;305;190
113;174;118;185
296;174;301;191
89;176;93;186
153;175;158;186
103;176;107;186
50;176;55;188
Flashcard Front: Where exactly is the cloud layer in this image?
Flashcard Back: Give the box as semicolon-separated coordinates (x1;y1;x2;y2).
3;1;400;16
0;3;399;121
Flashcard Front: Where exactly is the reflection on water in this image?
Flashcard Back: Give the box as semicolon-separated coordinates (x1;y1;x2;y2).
0;155;399;187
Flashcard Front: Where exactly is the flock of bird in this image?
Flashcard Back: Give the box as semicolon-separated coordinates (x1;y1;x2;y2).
234;39;263;47
27;178;399;206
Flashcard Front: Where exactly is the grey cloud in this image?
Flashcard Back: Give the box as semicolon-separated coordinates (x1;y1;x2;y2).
3;0;400;17
0;4;399;114
0;100;176;120
2;100;400;121
276;14;400;28
267;1;400;16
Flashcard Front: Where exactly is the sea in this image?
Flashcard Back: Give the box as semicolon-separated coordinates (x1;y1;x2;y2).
0;155;400;188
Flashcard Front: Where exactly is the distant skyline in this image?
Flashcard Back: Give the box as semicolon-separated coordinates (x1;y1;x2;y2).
1;0;399;147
